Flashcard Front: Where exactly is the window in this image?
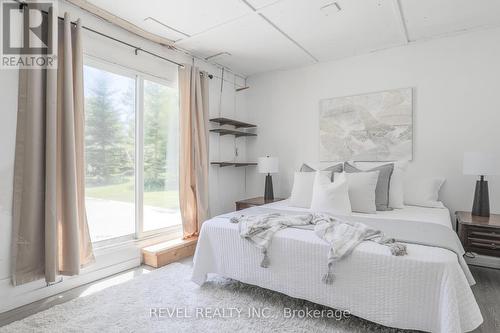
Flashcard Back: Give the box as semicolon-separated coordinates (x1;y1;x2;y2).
84;66;135;242
84;62;180;243
143;80;180;232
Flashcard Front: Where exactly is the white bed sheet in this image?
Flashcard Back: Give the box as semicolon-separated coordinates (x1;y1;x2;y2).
192;202;482;333
266;199;453;228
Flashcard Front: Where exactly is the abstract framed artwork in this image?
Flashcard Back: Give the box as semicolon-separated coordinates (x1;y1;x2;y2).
319;88;413;162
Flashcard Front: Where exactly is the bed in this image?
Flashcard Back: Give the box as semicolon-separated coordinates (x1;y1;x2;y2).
192;200;483;333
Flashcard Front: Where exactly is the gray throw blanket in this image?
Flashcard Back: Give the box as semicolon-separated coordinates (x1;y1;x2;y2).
230;212;407;284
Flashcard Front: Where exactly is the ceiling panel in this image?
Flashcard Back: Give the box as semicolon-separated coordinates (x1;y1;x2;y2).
258;0;406;62
245;0;283;10
175;13;314;75
87;0;253;40
84;0;500;76
141;17;189;42
401;0;500;41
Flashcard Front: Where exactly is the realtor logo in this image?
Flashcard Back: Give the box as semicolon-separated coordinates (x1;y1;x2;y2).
1;0;57;68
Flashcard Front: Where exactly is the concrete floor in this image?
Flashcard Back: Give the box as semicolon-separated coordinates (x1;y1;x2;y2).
86;198;181;242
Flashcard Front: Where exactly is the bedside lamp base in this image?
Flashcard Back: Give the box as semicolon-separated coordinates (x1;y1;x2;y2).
264;173;274;201
472;176;490;217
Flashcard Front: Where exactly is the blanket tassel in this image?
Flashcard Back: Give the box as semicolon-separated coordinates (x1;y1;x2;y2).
387;242;407;256
322;262;334;285
260;250;270;268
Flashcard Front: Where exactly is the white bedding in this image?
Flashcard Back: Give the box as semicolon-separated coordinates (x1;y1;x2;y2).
192;202;483;333
266;199;453;228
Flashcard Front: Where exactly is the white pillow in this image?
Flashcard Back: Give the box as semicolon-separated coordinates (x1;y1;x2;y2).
310;172;351;216
404;177;445;208
335;171;379;214
354;161;408;209
289;171;331;208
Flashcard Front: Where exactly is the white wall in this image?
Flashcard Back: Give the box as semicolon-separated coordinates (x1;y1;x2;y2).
0;0;246;312
245;27;500;216
208;70;251;215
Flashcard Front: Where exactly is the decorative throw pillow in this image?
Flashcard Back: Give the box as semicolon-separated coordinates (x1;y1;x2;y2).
344;162;394;211
335;171;379;214
354;161;408;209
300;163;343;181
299;163;316;172
310;172;351;216
404;177;446;208
290;171;332;208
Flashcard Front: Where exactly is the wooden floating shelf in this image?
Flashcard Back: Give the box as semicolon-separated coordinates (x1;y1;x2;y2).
235;86;250;92
209;117;256;128
209;128;257;137
211;162;258;167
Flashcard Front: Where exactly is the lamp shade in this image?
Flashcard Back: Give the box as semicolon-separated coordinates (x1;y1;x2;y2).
258;156;279;174
463;152;499;175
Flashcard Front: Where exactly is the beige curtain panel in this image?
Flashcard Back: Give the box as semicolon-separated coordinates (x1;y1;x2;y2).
179;65;210;239
11;11;94;286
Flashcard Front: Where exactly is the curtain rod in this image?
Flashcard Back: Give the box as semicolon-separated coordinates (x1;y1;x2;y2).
82;25;187;69
15;1;219;79
81;22;216;79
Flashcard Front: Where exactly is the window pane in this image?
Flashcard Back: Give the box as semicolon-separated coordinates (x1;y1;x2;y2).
143;80;180;232
84;65;135;242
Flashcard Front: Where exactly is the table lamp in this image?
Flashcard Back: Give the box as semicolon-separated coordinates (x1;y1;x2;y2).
463;152;499;217
258;156;279;201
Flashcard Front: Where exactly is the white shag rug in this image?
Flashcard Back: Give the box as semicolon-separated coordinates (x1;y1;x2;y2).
1;263;414;333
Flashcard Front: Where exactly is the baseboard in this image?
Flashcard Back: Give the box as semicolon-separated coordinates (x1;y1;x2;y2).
465;254;500;269
0;244;140;313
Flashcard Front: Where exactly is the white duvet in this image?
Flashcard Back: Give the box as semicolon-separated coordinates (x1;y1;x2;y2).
192;202;483;333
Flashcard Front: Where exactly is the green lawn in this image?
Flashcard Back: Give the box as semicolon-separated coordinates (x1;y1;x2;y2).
86;182;179;209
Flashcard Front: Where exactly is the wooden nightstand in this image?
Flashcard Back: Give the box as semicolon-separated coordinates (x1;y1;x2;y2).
456;211;500;257
235;197;285;211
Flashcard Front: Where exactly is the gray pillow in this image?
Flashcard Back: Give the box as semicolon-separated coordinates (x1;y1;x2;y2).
299;163;343;181
299;163;316;172
344;162;394;211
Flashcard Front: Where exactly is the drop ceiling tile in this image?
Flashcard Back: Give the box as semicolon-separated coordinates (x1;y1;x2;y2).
244;0;283;10
175;13;314;75
258;0;406;62
141;17;189;42
84;0;500;77
400;0;500;41
87;0;253;39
